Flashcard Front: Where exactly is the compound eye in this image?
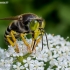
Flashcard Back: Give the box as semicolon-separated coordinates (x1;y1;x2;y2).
41;21;45;28
29;20;39;31
37;19;42;23
36;19;45;29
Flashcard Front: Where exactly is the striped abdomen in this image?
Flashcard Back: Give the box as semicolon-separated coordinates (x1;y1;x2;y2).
4;20;21;45
4;20;30;45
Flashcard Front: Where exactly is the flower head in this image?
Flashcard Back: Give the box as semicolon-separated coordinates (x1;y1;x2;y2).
0;34;70;70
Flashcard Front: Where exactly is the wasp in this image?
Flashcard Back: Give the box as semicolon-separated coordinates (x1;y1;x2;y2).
0;13;49;53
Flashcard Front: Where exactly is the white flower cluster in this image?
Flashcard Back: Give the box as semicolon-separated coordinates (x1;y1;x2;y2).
0;34;70;70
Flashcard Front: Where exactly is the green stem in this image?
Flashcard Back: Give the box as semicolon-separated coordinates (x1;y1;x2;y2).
17;53;31;62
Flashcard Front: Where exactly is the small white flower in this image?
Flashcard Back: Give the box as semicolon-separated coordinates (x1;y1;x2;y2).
23;57;31;64
13;62;24;70
36;51;48;62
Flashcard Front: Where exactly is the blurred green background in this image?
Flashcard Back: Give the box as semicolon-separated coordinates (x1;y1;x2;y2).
0;0;70;49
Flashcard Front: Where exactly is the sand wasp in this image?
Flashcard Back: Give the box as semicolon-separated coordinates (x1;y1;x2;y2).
0;13;49;53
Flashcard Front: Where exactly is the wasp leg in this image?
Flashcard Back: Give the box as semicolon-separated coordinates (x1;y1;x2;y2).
32;36;42;51
20;33;32;53
6;30;19;53
6;35;15;46
10;30;19;53
32;38;36;51
6;36;19;53
31;38;34;49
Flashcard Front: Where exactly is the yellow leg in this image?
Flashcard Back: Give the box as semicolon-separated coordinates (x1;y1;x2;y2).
20;33;32;53
36;36;42;47
10;30;16;42
31;38;34;48
6;30;19;53
32;36;42;51
10;30;19;53
6;37;14;46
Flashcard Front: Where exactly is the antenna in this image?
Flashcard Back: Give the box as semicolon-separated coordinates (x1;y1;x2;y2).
0;17;19;20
